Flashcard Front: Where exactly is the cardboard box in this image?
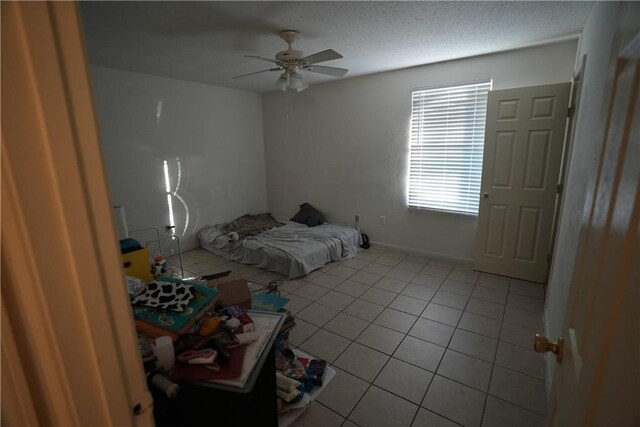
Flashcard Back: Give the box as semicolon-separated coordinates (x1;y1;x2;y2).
206;273;252;309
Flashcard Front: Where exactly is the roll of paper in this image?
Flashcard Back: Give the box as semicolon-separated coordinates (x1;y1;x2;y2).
113;203;129;241
150;373;179;398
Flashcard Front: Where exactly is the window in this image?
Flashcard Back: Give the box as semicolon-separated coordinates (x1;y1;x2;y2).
408;80;492;214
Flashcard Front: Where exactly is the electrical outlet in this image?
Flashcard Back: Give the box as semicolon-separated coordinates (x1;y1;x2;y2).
380;215;386;225
355;214;360;224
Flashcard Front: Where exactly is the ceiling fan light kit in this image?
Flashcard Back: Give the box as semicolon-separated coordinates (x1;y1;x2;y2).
284;71;309;92
275;74;289;91
233;30;348;92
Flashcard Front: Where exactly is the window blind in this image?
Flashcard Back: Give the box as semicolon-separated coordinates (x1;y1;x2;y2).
408;80;492;214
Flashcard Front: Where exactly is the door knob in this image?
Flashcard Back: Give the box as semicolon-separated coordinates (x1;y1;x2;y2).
481;192;489;198
534;334;564;362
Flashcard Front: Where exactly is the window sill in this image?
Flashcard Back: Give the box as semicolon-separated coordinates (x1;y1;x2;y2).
407;206;478;218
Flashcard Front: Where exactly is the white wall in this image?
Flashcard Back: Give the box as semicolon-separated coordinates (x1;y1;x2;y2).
90;66;268;249
263;40;578;261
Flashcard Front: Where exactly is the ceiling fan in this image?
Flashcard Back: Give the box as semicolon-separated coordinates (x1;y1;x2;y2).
233;30;348;92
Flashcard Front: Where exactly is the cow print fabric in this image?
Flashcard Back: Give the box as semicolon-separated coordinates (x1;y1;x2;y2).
131;281;194;312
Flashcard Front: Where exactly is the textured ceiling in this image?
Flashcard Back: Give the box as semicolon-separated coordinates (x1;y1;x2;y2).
80;1;592;93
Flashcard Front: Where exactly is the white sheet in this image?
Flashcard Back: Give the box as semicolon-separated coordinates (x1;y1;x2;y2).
198;220;359;278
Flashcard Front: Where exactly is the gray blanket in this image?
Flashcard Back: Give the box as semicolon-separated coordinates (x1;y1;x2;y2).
198;220;359;278
222;213;284;238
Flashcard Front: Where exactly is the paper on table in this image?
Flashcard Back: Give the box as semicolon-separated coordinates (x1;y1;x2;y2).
206;311;281;389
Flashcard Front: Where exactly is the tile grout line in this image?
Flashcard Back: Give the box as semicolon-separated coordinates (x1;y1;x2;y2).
184;247;548;424
290;253;469;420
480;284;511;425
489;283;545;406
415;273;481;425
297;250;428;425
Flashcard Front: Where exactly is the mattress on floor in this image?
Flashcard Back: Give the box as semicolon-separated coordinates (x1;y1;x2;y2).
197;220;359;278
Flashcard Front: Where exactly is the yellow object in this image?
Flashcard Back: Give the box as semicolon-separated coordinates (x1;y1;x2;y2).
198;317;221;336
122;248;154;282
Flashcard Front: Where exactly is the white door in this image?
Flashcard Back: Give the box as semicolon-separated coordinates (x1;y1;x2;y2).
547;57;639;426
474;83;570;283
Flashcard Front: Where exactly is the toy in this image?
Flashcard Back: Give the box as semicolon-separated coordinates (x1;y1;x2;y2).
177;348;217;365
198;316;221;336
151;255;169;278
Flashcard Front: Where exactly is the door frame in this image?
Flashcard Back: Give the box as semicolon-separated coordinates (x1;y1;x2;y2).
2;2;153;425
547;55;587;273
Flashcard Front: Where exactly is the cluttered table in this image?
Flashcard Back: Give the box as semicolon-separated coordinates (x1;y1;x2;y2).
191;310;285;393
150;310;285;427
125;253;330;427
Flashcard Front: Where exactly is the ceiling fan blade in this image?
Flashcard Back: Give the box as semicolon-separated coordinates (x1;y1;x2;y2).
303;65;348;77
301;49;343;65
245;55;281;64
232;68;281;79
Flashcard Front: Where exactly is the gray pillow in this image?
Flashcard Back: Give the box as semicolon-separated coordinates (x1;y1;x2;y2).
290;203;325;227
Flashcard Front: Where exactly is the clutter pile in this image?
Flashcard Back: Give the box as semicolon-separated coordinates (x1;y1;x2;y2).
121;236;259;392
273;345;328;414
122;238;327;422
250;291;328;415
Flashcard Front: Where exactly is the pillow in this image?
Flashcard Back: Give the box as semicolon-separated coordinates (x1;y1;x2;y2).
290;203;325;227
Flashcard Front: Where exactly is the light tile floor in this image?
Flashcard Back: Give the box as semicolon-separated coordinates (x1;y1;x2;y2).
175;246;547;427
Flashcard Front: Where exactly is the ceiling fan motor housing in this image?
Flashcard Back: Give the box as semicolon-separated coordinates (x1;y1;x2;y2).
276;49;305;64
276;30;306;66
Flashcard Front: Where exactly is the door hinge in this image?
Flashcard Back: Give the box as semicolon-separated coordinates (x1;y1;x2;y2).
557;184;563;194
567;106;574;118
547;253;552;263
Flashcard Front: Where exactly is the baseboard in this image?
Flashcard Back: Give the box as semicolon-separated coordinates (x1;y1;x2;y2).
369;240;474;265
181;241;200;252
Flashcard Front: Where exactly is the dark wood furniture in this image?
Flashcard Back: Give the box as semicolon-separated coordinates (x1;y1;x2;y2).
151;311;284;427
